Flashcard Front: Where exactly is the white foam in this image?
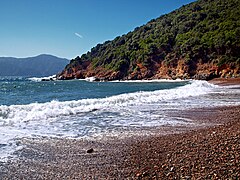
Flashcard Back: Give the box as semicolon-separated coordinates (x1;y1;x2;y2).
111;78;190;83
85;77;97;82
0;80;239;161
0;81;215;123
28;75;57;82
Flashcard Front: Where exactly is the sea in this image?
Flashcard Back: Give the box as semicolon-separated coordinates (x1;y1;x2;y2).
0;76;240;161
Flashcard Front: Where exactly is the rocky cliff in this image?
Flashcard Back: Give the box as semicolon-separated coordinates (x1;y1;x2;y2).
58;0;240;81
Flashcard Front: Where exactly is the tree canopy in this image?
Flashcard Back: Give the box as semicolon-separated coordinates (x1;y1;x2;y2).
62;0;240;80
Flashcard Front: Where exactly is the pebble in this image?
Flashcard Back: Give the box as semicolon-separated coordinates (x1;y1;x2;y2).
87;148;94;153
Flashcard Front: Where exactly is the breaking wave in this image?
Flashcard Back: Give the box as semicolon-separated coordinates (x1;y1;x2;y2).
28;75;57;82
0;81;216;123
2;80;240;161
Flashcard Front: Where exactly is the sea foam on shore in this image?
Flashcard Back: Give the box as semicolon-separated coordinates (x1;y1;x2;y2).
0;80;240;161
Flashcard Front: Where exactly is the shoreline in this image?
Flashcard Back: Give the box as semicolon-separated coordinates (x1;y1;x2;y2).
30;75;240;84
209;77;240;86
1;78;240;179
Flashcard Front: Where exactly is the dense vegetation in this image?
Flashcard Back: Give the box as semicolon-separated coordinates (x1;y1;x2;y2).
61;0;240;80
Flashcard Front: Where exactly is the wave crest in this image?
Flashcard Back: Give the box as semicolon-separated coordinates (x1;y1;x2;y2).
0;81;216;124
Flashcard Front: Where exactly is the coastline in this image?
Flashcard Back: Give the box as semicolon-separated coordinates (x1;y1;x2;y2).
209;77;240;86
1;78;240;179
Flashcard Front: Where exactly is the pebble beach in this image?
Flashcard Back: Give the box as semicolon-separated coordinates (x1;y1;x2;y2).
0;78;240;179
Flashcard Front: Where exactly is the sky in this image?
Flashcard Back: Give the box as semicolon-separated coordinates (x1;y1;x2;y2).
0;0;196;59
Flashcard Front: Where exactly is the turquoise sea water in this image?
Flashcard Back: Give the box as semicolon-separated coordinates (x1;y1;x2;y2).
0;76;240;161
0;76;187;106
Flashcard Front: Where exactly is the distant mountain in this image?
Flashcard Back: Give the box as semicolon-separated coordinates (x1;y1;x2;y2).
58;0;240;81
0;54;69;77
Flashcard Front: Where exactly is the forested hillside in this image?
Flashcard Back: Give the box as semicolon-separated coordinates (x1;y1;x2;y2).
58;0;240;80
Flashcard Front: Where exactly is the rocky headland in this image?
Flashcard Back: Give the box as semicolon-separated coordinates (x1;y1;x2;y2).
58;58;239;81
57;0;240;81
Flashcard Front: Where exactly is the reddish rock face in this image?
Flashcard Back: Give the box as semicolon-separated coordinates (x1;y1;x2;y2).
57;58;239;81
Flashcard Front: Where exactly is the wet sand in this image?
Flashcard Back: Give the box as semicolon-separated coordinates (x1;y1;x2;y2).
0;78;240;179
209;77;240;86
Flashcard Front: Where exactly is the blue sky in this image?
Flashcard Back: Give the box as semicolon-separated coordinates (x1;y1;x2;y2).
0;0;195;59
